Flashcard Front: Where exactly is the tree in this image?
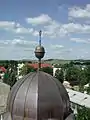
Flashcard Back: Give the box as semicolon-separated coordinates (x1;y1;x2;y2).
3;61;18;89
86;84;90;95
78;69;87;92
54;64;62;68
40;67;53;75
19;64;36;76
65;66;80;85
85;65;90;83
55;69;64;83
79;65;90;94
75;106;90;120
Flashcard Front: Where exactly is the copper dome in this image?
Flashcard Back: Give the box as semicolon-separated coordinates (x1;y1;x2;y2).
7;71;71;120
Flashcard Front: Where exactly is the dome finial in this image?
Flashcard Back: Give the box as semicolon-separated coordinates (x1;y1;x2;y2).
35;30;45;69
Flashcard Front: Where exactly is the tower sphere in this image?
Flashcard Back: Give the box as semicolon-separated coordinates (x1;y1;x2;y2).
35;45;45;59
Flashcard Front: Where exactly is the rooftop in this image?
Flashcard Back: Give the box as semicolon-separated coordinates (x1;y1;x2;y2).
27;63;52;69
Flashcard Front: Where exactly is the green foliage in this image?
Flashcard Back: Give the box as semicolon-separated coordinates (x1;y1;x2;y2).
77;66;90;93
45;59;70;65
65;66;80;82
84;83;90;95
20;63;53;76
62;63;73;70
19;64;36;76
78;69;87;92
54;64;62;68
54;63;71;68
55;69;64;83
40;67;53;75
85;65;90;83
3;61;18;88
0;60;9;67
75;106;90;120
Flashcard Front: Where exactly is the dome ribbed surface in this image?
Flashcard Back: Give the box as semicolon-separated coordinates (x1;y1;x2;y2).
7;71;70;120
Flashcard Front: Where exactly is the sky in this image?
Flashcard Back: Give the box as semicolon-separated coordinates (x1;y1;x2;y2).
0;0;90;60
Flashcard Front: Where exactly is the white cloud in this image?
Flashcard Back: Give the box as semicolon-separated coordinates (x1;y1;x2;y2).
43;20;69;38
12;39;37;46
70;38;90;44
18;36;25;39
61;23;90;33
0;18;88;39
15;27;29;34
32;30;39;36
14;27;39;37
69;4;90;18
85;51;89;54
15;27;34;34
0;39;38;48
43;22;90;38
0;20;39;36
0;21;39;36
79;49;89;55
53;48;73;59
1;15;90;39
26;14;52;25
15;22;90;38
41;13;90;38
0;21;15;28
50;44;64;49
0;39;38;60
13;27;39;36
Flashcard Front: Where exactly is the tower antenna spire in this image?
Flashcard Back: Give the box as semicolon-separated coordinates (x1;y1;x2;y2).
39;30;42;46
35;30;45;70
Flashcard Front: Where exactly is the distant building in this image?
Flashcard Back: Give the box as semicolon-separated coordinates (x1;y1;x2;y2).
63;81;72;89
0;66;6;73
17;63;24;80
27;63;52;69
0;66;6;81
53;67;61;76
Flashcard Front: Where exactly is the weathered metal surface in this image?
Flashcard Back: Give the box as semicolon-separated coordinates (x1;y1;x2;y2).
0;82;10;114
7;71;71;120
65;113;75;120
35;46;45;60
0;112;11;120
66;88;90;108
